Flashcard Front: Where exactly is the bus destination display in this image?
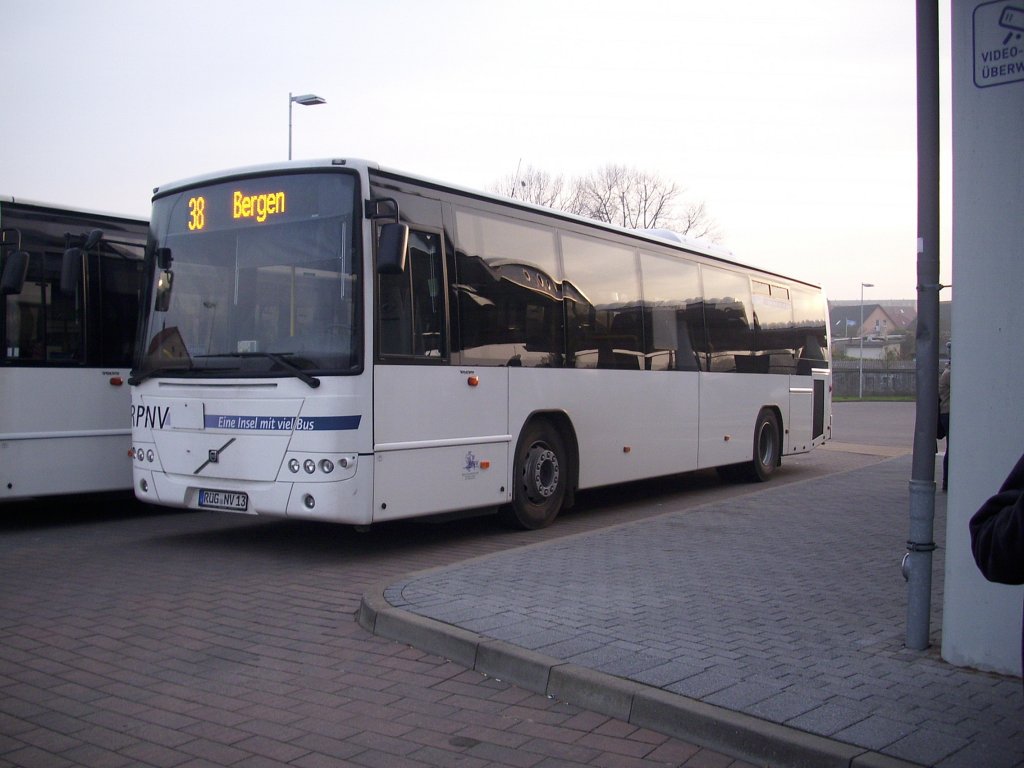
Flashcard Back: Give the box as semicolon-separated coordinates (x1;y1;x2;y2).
187;190;287;232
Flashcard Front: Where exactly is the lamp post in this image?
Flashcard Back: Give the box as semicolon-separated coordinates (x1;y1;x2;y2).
288;92;326;160
859;282;874;399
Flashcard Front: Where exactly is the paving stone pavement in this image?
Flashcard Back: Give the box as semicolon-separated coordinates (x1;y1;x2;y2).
0;487;766;768
371;454;1024;768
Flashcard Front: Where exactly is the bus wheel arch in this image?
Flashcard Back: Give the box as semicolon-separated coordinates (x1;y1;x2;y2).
500;413;577;530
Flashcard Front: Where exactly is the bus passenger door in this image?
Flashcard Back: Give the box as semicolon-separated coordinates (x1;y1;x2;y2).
372;223;510;521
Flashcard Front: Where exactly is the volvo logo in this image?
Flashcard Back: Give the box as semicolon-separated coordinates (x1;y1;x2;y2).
194;438;236;474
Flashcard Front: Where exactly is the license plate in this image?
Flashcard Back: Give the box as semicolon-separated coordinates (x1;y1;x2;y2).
198;488;249;511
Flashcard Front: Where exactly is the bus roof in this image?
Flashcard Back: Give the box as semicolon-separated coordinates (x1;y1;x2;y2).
0;195;148;224
149;158;822;291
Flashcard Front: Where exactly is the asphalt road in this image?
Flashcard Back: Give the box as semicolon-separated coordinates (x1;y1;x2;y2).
831;400;916;448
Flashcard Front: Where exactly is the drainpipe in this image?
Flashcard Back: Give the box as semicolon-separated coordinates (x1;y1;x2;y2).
905;0;940;651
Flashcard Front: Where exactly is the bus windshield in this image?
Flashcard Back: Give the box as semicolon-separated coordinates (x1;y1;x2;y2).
136;172;361;379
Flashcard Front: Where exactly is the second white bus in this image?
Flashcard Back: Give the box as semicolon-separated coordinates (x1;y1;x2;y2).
2;197;147;500
129;159;830;529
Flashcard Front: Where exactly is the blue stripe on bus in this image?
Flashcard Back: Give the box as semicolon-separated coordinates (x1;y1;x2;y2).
203;414;361;431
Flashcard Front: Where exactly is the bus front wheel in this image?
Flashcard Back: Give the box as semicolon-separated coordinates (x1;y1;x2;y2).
501;421;567;530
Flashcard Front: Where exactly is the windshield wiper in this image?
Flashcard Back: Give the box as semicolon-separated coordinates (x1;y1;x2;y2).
147;353;322;388
223;352;321;389
128;365;193;386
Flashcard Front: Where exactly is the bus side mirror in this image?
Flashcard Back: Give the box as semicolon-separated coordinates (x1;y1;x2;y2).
0;250;29;294
155;269;174;312
82;229;103;250
153;248;174;312
58;228;105;295
377;223;409;275
60;247;83;295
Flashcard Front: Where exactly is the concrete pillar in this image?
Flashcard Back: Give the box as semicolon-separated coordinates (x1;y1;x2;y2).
941;0;1024;675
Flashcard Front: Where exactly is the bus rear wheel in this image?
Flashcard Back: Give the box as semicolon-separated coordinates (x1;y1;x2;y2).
747;408;781;482
500;421;567;530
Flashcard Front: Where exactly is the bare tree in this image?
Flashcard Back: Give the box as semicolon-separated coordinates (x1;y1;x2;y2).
674;199;721;242
488;165;581;212
490;163;720;241
576;164;675;229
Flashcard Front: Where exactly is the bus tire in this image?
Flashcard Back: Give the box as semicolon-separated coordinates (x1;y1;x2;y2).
747;408;781;482
500;420;568;530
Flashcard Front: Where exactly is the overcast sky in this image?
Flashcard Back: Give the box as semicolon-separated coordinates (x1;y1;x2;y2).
2;0;950;301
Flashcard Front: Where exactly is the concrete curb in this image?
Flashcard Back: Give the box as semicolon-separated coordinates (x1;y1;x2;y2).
358;582;925;768
821;442;913;458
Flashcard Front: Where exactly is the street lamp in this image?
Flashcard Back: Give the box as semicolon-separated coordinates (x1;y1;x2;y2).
859;282;874;399
288;92;326;160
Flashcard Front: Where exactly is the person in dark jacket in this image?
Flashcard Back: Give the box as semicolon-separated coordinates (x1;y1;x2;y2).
938;356;951;491
969;450;1024;677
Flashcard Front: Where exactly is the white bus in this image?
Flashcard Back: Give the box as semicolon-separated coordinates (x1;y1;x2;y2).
1;198;147;500
129;159;830;529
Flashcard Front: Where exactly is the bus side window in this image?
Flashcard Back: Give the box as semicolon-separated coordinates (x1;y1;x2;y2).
792;287;829;372
378;230;446;359
561;234;642;370
639;252;702;372
452;209;562;368
701;266;754;373
98;249;145;365
4;251;84;362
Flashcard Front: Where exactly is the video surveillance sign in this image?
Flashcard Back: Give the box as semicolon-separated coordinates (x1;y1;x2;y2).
974;1;1024;87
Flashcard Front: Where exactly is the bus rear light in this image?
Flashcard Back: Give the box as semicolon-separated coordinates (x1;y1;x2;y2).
319;459;334;474
303;494;315;509
146;449;155;463
480;460;490;469
303;459;316;474
288;458;301;473
139;479;149;493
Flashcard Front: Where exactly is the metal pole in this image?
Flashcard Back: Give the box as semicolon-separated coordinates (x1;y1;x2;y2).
905;0;940;651
859;282;872;398
859;285;865;398
287;93;325;160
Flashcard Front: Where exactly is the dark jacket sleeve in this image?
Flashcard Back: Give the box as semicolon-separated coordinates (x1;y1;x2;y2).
970;452;1024;585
